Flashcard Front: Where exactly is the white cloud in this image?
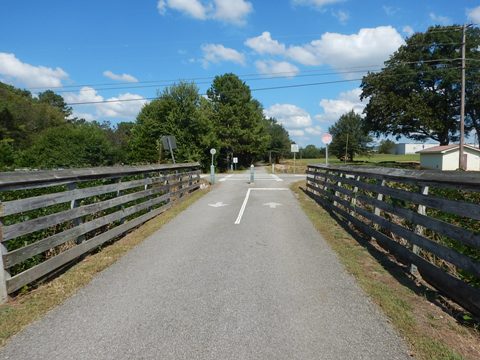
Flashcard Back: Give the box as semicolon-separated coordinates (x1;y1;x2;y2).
403;25;414;36
429;12;451;25
64;87;147;120
332;10;349;24
157;0;252;25
103;70;138;83
315;88;366;124
467;6;480;23
213;0;252;25
382;6;399;16
264;103;312;128
289;129;305;137
0;52;68;88
245;32;286;55
292;0;344;9
289;26;405;71
305;126;323;135
157;0;207;19
255;60;299;77
246;27;404;73
201;44;245;67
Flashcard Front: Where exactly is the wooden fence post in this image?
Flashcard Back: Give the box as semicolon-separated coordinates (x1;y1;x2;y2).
410;185;429;275
0;204;9;303
349;175;361;216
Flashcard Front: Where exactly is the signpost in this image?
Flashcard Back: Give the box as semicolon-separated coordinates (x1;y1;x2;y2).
210;148;216;184
161;136;177;164
233;157;238;171
321;133;333;165
291;144;299;174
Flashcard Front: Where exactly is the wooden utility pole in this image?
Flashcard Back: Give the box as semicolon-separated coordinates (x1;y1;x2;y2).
459;24;466;170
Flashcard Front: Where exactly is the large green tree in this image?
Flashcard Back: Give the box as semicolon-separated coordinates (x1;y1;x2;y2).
328;111;372;161
207;73;270;168
129;82;214;166
264;117;291;163
361;25;480;145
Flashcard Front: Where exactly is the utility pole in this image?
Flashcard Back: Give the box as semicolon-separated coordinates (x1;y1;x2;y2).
344;133;349;163
459;24;467;170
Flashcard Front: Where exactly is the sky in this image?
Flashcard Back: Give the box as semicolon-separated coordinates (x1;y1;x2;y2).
1;0;479;147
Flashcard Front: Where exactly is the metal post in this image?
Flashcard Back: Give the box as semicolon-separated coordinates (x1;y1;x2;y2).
293;152;296;175
0;209;9;302
326;144;329;165
250;164;255;183
210;164;215;184
167;137;176;164
345;133;349;163
272;163;275;174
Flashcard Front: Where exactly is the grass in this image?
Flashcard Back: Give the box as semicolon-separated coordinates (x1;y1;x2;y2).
0;187;209;348
291;180;480;360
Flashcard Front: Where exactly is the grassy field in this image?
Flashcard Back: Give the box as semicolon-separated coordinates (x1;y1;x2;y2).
274;154;420;173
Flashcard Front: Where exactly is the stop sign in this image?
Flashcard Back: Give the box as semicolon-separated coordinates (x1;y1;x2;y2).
322;133;333;145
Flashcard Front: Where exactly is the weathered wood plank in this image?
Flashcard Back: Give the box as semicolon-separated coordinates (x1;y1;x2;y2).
306;188;480;317
6;203;172;293
0;163;200;191
315;180;480;250
2;187;168;241
3;194;170;268
312;185;480;278
307;164;480;191
310;171;480;221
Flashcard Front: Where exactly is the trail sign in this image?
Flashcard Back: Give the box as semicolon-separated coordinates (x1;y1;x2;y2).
210;148;216;155
291;144;299;153
233;157;238;163
321;133;332;145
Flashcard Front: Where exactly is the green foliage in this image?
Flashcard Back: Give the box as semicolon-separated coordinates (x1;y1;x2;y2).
328;111;372;161
37;90;73;118
207;73;270;169
265;117;291;163
17;122;116;168
361;25;480;145
301;144;324;159
377;139;396;154
129;82;214;167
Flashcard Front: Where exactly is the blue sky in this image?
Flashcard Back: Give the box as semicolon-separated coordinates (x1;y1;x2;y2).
1;1;479;147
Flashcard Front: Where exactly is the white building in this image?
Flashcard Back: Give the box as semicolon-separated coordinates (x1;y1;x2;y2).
392;143;438;155
417;145;480;171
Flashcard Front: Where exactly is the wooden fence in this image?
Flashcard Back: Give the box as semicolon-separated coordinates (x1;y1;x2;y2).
0;163;201;302
306;164;480;317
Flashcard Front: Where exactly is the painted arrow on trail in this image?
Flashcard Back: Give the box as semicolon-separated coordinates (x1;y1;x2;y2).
208;202;228;208
263;202;282;209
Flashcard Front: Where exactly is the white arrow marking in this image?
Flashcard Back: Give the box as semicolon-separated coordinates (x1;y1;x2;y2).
208;202;228;208
263;202;282;209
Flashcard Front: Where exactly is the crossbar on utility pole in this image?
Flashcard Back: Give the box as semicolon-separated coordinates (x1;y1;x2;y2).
459;24;467;170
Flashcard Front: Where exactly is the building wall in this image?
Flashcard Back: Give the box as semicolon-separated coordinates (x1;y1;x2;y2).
441;151;459;170
395;143;437;155
466;148;480;171
420;154;442;170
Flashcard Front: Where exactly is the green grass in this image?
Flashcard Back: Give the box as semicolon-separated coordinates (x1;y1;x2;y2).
291;180;479;360
0;187;209;348
288;153;420;166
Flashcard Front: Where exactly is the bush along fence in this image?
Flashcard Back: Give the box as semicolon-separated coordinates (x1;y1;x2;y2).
0;163;201;302
306;164;480;317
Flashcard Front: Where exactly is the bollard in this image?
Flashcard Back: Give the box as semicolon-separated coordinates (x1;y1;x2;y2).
272;163;275;174
210;164;215;184
250;164;255;183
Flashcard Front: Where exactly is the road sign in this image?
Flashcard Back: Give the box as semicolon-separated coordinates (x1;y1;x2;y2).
233;157;238;164
210;148;216;155
161;136;177;150
291;144;299;153
321;133;333;145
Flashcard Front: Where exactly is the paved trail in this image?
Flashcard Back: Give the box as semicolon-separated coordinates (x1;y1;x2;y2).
0;168;411;359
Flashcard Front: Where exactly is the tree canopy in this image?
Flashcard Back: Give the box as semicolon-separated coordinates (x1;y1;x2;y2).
328;111;372;161
361;25;480;145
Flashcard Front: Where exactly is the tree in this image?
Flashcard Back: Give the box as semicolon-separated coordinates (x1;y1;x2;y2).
18;122;116;169
265;117;291;163
361;25;480;145
129;82;214;167
301;144;324;159
377;139;396;154
207;73;270;169
328;111;372;161
37;90;73;118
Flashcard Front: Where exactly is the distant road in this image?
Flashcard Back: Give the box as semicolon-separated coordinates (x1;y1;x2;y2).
0;168;411;359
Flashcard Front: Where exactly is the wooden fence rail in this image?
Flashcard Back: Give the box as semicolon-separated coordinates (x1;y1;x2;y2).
0;163;201;302
306;164;480;317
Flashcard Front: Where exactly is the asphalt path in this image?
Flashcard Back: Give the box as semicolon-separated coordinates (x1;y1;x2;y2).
0;168;411;359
